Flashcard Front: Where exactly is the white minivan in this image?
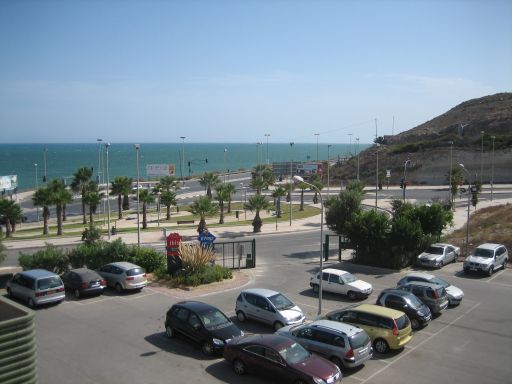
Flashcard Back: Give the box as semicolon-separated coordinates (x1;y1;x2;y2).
7;269;65;308
310;268;373;300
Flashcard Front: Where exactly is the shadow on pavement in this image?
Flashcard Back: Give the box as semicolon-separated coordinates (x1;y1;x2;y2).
144;332;216;361
206;360;267;384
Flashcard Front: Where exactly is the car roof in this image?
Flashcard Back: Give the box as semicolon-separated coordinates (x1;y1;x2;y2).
70;268;102;279
173;300;222;314
106;262;141;270
380;288;417;299
238;334;294;349
403;272;434;280
309;319;362;336
242;288;281;298
402;281;443;289
429;243;450;248
20;269;59;279
329;303;406;319
321;268;349;276
475;243;503;250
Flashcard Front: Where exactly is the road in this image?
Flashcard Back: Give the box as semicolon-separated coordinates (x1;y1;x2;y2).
5;230;511;384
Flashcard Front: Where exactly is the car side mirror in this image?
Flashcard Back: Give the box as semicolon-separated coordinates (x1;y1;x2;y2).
403;304;408;308
193;324;202;331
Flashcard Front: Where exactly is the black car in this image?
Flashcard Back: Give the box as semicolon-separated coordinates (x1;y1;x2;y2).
165;301;243;355
376;288;432;330
61;268;106;298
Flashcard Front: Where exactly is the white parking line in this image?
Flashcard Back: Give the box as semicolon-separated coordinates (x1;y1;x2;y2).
349;376;365;382
358;301;481;384
486;268;506;283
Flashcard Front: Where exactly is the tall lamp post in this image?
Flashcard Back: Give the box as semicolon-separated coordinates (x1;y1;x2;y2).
327;145;332;197
480;131;485;185
105;142;111;240
134;144;141;248
293;175;324;316
448;141;454;208
315;133;320;162
375;144;380;210
348;133;353;156
157;191;161;227
240;182;247;221
34;163;39;222
289;142;294;226
264;133;270;164
460;164;472;257
180;137;186;187
403;159;411;202
96;139;103;215
224;147;228;182
356;137;360;181
491;136;496;201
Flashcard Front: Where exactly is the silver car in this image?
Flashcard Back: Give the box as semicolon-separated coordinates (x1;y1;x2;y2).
417;243;460;268
276;320;373;369
6;269;65;308
397;272;464;306
98;262;147;293
463;243;508;276
235;288;305;330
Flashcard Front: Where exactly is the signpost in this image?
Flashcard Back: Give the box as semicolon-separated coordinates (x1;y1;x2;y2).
146;164;176;177
198;231;216;248
166;232;182;274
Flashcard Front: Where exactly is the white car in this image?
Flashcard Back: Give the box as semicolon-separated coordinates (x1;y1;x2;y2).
417;243;460;269
310;268;373;300
397;272;464;306
463;243;508;276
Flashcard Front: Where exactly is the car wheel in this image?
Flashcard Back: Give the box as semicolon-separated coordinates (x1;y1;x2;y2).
236;311;246;322
439;260;444;268
233;359;246;375
330;356;343;368
463;268;469;274
347;291;357;300
165;325;175;338
27;298;35;308
312;284;319;293
6;288;13;298
373;338;389;354
503;259;508;270
115;283;123;293
202;341;215;356
487;266;494;277
74;289;81;299
410;318;420;330
273;321;284;331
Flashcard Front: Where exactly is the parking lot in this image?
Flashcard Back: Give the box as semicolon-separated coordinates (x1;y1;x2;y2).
17;257;512;384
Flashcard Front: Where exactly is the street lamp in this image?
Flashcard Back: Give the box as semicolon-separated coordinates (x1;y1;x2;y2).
356;138;360;181
224;147;228;182
293;175;324;316
448;141;454;208
289;142;294;226
96;139;103;215
480;131;484;185
491;136;496;201
105;142;111;240
157;191;161;227
180;137;186;187
134;144;141;248
315;133;320;162
240;182;247;221
403;159;411;202
327;145;332;197
348;133;353;156
264;133;270;164
375;144;380;210
34;163;39;222
459;163;472;257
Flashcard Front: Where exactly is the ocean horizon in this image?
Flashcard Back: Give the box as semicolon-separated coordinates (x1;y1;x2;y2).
0;142;371;191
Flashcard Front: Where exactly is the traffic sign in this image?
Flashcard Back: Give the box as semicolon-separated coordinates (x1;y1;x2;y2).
198;231;216;247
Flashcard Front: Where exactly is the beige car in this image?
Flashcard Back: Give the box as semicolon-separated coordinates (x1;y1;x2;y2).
98;262;147;293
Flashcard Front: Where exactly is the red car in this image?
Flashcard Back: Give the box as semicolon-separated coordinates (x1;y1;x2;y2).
223;334;342;384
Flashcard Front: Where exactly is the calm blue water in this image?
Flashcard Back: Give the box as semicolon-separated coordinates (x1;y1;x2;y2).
0;142;370;190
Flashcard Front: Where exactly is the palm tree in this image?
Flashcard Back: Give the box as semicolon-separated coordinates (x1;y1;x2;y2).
271;186;287;218
223;183;236;213
111;176;132;219
250;177;266;195
0;199;23;237
199;172;221;199
71;166;93;224
82;181;102;229
215;184;231;224
310;174;324;204
158;176;179;192
138;189;155;229
252;164;275;190
296;181;309;211
245;194;271;233
48;179;72;236
33;187;52;235
190;196;218;234
160;190;177;220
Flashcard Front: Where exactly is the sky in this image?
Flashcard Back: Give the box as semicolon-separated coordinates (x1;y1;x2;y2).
1;0;511;144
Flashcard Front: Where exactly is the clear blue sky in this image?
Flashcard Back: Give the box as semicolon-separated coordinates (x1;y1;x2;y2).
1;0;511;144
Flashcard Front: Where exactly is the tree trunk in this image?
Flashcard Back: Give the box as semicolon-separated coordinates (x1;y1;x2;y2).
5;221;12;237
117;195;123;219
166;204;171;220
57;205;63;235
252;211;262;233
197;217;207;234
142;203;147;229
63;203;67;221
219;201;224;224
207;186;212;199
122;194;130;210
300;190;304;211
82;192;87;224
43;207;49;235
89;208;94;229
227;198;232;213
277;198;282;218
313;192;318;204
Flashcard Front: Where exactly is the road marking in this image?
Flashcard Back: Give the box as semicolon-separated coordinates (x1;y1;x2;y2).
486;268;506;283
358;301;481;384
349;376;365;382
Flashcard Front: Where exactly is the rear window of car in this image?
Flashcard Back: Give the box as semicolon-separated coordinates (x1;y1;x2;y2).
37;276;62;290
349;331;370;349
126;268;144;276
395;315;410;330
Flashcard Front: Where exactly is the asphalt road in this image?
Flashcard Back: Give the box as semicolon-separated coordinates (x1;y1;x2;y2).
8;231;511;384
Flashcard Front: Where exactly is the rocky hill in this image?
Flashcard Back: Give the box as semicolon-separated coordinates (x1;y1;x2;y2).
332;92;512;185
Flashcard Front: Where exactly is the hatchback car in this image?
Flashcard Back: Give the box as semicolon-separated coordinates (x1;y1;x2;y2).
463;243;508;276
165;301;243;355
397;272;464;306
397;282;449;314
224;334;342;384
235;288;305;330
61;268;106;298
6;269;65;308
98;262;147;293
376;289;432;330
309;268;373;300
324;303;413;354
416;243;460;268
276;320;373;369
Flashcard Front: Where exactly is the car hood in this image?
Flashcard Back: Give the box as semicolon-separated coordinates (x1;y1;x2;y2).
280;306;304;321
445;285;464;299
348;280;373;292
466;256;493;265
290;354;340;382
418;252;442;261
210;323;243;342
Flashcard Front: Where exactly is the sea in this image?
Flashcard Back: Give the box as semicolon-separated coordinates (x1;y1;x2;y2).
0;142;370;191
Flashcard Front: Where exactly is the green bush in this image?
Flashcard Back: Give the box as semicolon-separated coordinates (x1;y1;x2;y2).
19;244;69;274
68;239;131;270
129;247;166;273
81;226;102;244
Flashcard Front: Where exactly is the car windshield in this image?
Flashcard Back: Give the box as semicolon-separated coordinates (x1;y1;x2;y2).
425;246;444;255
268;293;294;310
279;342;310;364
473;248;493;258
341;273;357;283
37;277;62;290
405;294;423;308
200;309;231;330
349;331;370;349
429;277;450;288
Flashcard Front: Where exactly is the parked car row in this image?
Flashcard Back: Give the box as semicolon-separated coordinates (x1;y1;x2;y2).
6;261;148;308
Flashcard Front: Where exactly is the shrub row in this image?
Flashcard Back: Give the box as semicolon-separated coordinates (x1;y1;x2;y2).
154;264;233;287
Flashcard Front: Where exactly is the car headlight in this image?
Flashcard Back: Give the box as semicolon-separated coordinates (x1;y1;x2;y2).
212;338;224;346
313;377;326;384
